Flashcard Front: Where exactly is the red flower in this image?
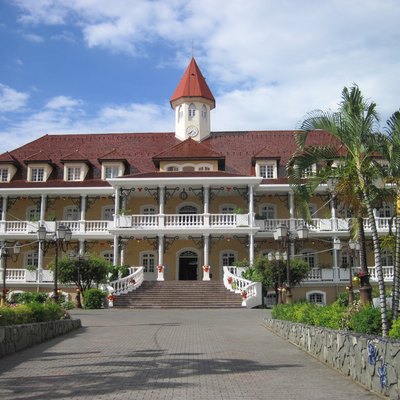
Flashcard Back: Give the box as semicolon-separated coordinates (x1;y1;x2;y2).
157;265;164;273
241;291;247;299
107;295;114;301
227;276;233;284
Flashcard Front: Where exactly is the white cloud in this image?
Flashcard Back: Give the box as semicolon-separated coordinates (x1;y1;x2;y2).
45;95;83;110
22;32;44;43
0;99;174;152
0;84;30;112
5;0;400;150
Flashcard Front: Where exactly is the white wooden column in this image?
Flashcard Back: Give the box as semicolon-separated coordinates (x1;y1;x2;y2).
114;187;120;222
113;235;119;266
249;233;255;266
289;192;296;256
159;186;165;227
157;234;165;281
204;186;210;227
248;185;254;227
80;195;86;233
1;196;6;220
203;234;210;280
40;194;46;221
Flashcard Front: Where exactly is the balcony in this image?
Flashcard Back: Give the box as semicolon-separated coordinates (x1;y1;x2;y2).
304;266;394;283
112;213;251;230
255;217;394;233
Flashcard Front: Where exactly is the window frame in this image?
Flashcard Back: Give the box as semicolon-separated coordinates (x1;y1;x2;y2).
256;160;277;179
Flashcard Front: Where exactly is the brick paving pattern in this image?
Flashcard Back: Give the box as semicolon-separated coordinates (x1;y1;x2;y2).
0;309;380;399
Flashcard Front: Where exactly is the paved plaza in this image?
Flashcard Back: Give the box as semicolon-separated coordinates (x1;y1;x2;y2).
0;309;381;400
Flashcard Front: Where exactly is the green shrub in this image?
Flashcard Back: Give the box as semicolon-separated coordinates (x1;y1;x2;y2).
10;291;48;304
61;301;76;310
348;305;382;335
389;319;400;339
83;288;106;309
0;302;65;326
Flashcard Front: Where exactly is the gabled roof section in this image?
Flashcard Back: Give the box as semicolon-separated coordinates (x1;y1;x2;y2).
170;57;215;109
24;150;52;164
61;149;89;163
98;148;128;165
0;151;19;165
152;138;225;168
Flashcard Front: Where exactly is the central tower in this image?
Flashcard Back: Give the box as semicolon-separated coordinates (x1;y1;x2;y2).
170;58;215;142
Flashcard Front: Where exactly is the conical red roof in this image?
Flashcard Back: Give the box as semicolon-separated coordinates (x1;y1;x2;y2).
170;58;215;109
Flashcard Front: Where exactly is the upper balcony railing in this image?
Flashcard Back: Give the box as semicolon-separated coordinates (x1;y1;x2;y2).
0;215;395;235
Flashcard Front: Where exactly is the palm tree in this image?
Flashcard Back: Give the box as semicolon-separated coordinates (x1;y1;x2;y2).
376;110;400;319
288;85;389;336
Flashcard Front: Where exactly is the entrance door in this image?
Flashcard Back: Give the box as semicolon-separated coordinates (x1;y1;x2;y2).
179;251;198;280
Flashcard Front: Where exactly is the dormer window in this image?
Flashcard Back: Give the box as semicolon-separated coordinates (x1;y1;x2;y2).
189;103;196;120
101;162;124;180
31;167;44;182
0;168;9;182
64;163;88;182
302;164;316;178
0;164;17;183
256;161;277;179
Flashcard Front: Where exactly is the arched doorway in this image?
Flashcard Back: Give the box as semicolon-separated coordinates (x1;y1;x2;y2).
179;250;198;280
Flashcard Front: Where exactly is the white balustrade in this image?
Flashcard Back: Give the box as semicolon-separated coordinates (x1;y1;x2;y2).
109;266;144;295
131;215;159;227
210;214;236;226
223;266;262;308
85;220;110;232
165;214;204;227
58;220;80;232
307;268;322;281
4;269;26;281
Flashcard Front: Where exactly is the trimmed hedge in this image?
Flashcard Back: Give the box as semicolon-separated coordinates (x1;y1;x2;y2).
83;288;106;309
0;302;66;326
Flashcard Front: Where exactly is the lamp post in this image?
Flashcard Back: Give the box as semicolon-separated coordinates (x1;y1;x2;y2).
1;241;20;306
348;239;360;304
37;224;72;303
273;223;309;304
268;250;287;304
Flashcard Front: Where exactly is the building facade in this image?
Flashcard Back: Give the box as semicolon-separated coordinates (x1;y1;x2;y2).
0;58;394;305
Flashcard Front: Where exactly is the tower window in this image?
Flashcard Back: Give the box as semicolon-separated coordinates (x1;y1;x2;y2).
178;105;183;122
189;103;196;120
201;105;207;119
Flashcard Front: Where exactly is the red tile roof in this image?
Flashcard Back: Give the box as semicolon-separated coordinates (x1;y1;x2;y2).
0;130;338;187
170;58;215;109
24;150;52;164
152;138;224;161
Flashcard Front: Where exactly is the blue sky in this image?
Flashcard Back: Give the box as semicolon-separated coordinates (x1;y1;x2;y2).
0;0;399;154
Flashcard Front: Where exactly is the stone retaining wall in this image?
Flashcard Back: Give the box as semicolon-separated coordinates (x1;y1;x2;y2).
263;318;400;400
0;319;81;358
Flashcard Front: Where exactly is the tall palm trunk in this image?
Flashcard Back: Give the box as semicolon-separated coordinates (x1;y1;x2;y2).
393;195;400;319
357;215;372;305
363;191;388;336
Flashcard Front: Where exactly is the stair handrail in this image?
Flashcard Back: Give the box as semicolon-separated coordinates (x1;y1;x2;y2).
108;266;144;296
223;266;262;308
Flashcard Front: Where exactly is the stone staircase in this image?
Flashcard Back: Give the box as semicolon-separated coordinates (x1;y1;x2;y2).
113;281;243;309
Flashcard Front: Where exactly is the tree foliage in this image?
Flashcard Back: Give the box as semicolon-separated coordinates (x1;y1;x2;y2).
53;255;111;293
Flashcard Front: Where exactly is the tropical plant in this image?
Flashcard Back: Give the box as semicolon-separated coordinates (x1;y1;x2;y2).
374;110;400;319
83;288;107;309
54;254;112;295
288;85;389;336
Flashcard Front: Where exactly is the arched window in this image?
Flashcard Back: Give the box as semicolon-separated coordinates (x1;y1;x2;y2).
259;204;276;219
25;251;38;269
64;206;79;221
221;251;237;266
165;165;180;171
141;206;156;215
178;105;183;123
141;252;155;273
182;166;195;172
197;166;211;171
179;205;198;214
102;205;115;221
201;105;207;119
26;205;40;221
189;103;196;120
302;250;316;269
101;251;114;265
307;291;326;305
220;204;235;214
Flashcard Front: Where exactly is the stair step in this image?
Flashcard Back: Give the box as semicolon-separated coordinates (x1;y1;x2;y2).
113;280;243;309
